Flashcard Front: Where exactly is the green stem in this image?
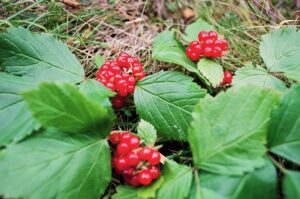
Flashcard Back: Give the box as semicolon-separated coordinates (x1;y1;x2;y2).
268;154;286;174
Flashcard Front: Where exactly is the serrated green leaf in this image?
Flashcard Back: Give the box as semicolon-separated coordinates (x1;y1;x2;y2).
23;83;114;137
181;18;215;43
260;27;300;82
197;58;223;88
283;170;300;199
156;160;193;199
137;177;163;199
0;73;40;145
268;85;300;165
95;55;105;69
137;120;157;146
0;27;84;83
188;86;280;175
152;31;200;76
0;129;111;199
112;186;138;199
134;71;206;140
198;158;277;199
232;65;286;92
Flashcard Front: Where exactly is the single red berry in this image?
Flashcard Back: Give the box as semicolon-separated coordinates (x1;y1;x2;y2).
203;39;214;48
106;82;116;91
130;174;141;187
116;157;128;171
132;63;143;74
126;151;140;166
119;52;129;57
128;136;140;149
116;56;127;67
222;71;233;85
122;167;134;177
189;52;200;61
118;88;129;97
148;166;160;179
212;47;222;58
138;170;152;186
203;47;213;57
148;150;160;165
109;133;120;145
219;39;228;51
111;95;126;108
127;85;135;93
208;31;218;40
122;73;130;79
198;31;209;42
127;76;136;86
120;132;132;142
125;57;134;68
132;57;139;64
111;65;121;74
138;146;153;161
189;41;202;55
117;142;130;155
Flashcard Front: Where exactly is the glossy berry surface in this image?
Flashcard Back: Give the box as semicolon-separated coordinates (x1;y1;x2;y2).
138;170;152;185
186;31;228;61
221;71;233;86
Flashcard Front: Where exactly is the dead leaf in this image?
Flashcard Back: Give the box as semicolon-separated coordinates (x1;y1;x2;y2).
181;7;195;19
63;0;80;7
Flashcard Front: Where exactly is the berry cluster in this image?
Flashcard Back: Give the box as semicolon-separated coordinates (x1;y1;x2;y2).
109;132;161;187
221;71;233;86
96;52;146;108
186;31;228;61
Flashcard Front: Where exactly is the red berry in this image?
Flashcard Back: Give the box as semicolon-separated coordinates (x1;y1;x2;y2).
106;82;115;91
122;167;134;176
148;166;160;179
208;31;218;40
148;150;160;165
117;142;130;155
127;76;136;86
132;63;143;74
118;88;128;97
116;56;127;66
128;86;135;93
111;95;126;108
138;170;152;186
111;65;121;74
138;147;153;161
219;39;228;51
212;47;222;58
111;156;118;168
198;31;209;42
203;39;214;48
222;71;233;85
189;41;202;55
109;133;120;145
119;52;129;58
116;157;128;171
203;47;213;57
130;175;141;187
126;151;140;166
120;132;132;142
189;52;200;61
135;72;146;80
128;136;140;149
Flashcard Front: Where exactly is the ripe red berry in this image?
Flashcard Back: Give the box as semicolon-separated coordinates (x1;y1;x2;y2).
212;47;222;58
127;86;135;93
128;136;140;149
189;41;202;55
208;31;218;40
117;142;130;155
222;71;233;85
129;175;141;187
122;167;134;176
126;151;140;166
203;39;214;48
219;39;228;51
138;147;153;161
127;76;136;86
109;133;120;145
116;157;128;171
198;31;209;42
132;63;143;74
148;166;160;179
120;132;132;142
118;88;128;97
106;82;115;91
148;150;160;165
138;170;152;186
203;47;213;57
111;96;126;108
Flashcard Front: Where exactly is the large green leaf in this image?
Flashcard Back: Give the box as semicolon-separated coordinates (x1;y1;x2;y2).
0;27;84;83
283;170;300;199
232;65;286;92
268;85;300;165
260;27;300;82
134;71;206;140
0;73;40;145
152;30;200;76
181;18;215;43
198;158;277;199
0;129;111;199
23;83;114;137
156;160;193;199
188;86;280;175
197;58;223;88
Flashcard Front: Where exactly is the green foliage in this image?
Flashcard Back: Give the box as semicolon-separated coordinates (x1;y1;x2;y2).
95;55;106;69
268;84;300;165
137;120;157;146
23;83;114;137
197;58;223;88
134;71;206;140
188;86;280;175
260;27;300;82
283;170;300;199
233;65;286;92
0;129;111;199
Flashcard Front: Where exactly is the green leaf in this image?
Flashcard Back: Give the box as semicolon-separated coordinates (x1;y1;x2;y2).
283;170;300;199
78;79;115;108
268;85;300;165
198;158;277;199
134;71;206;140
137;177;163;199
181;18;215;43
95;55;105;69
0;27;84;83
260;27;300;82
0;129;111;199
23;83;114;137
232;65;286;92
152;30;200;76
0;73;40;145
197;58;223;88
137;120;157;146
188;86;280;175
156;160;193;199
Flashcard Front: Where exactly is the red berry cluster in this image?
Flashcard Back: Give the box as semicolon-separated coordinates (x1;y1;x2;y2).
109;132;161;187
186;31;228;61
221;71;233;86
95;52;146;108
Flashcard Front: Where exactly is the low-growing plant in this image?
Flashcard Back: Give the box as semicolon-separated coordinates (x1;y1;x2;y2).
0;18;299;199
